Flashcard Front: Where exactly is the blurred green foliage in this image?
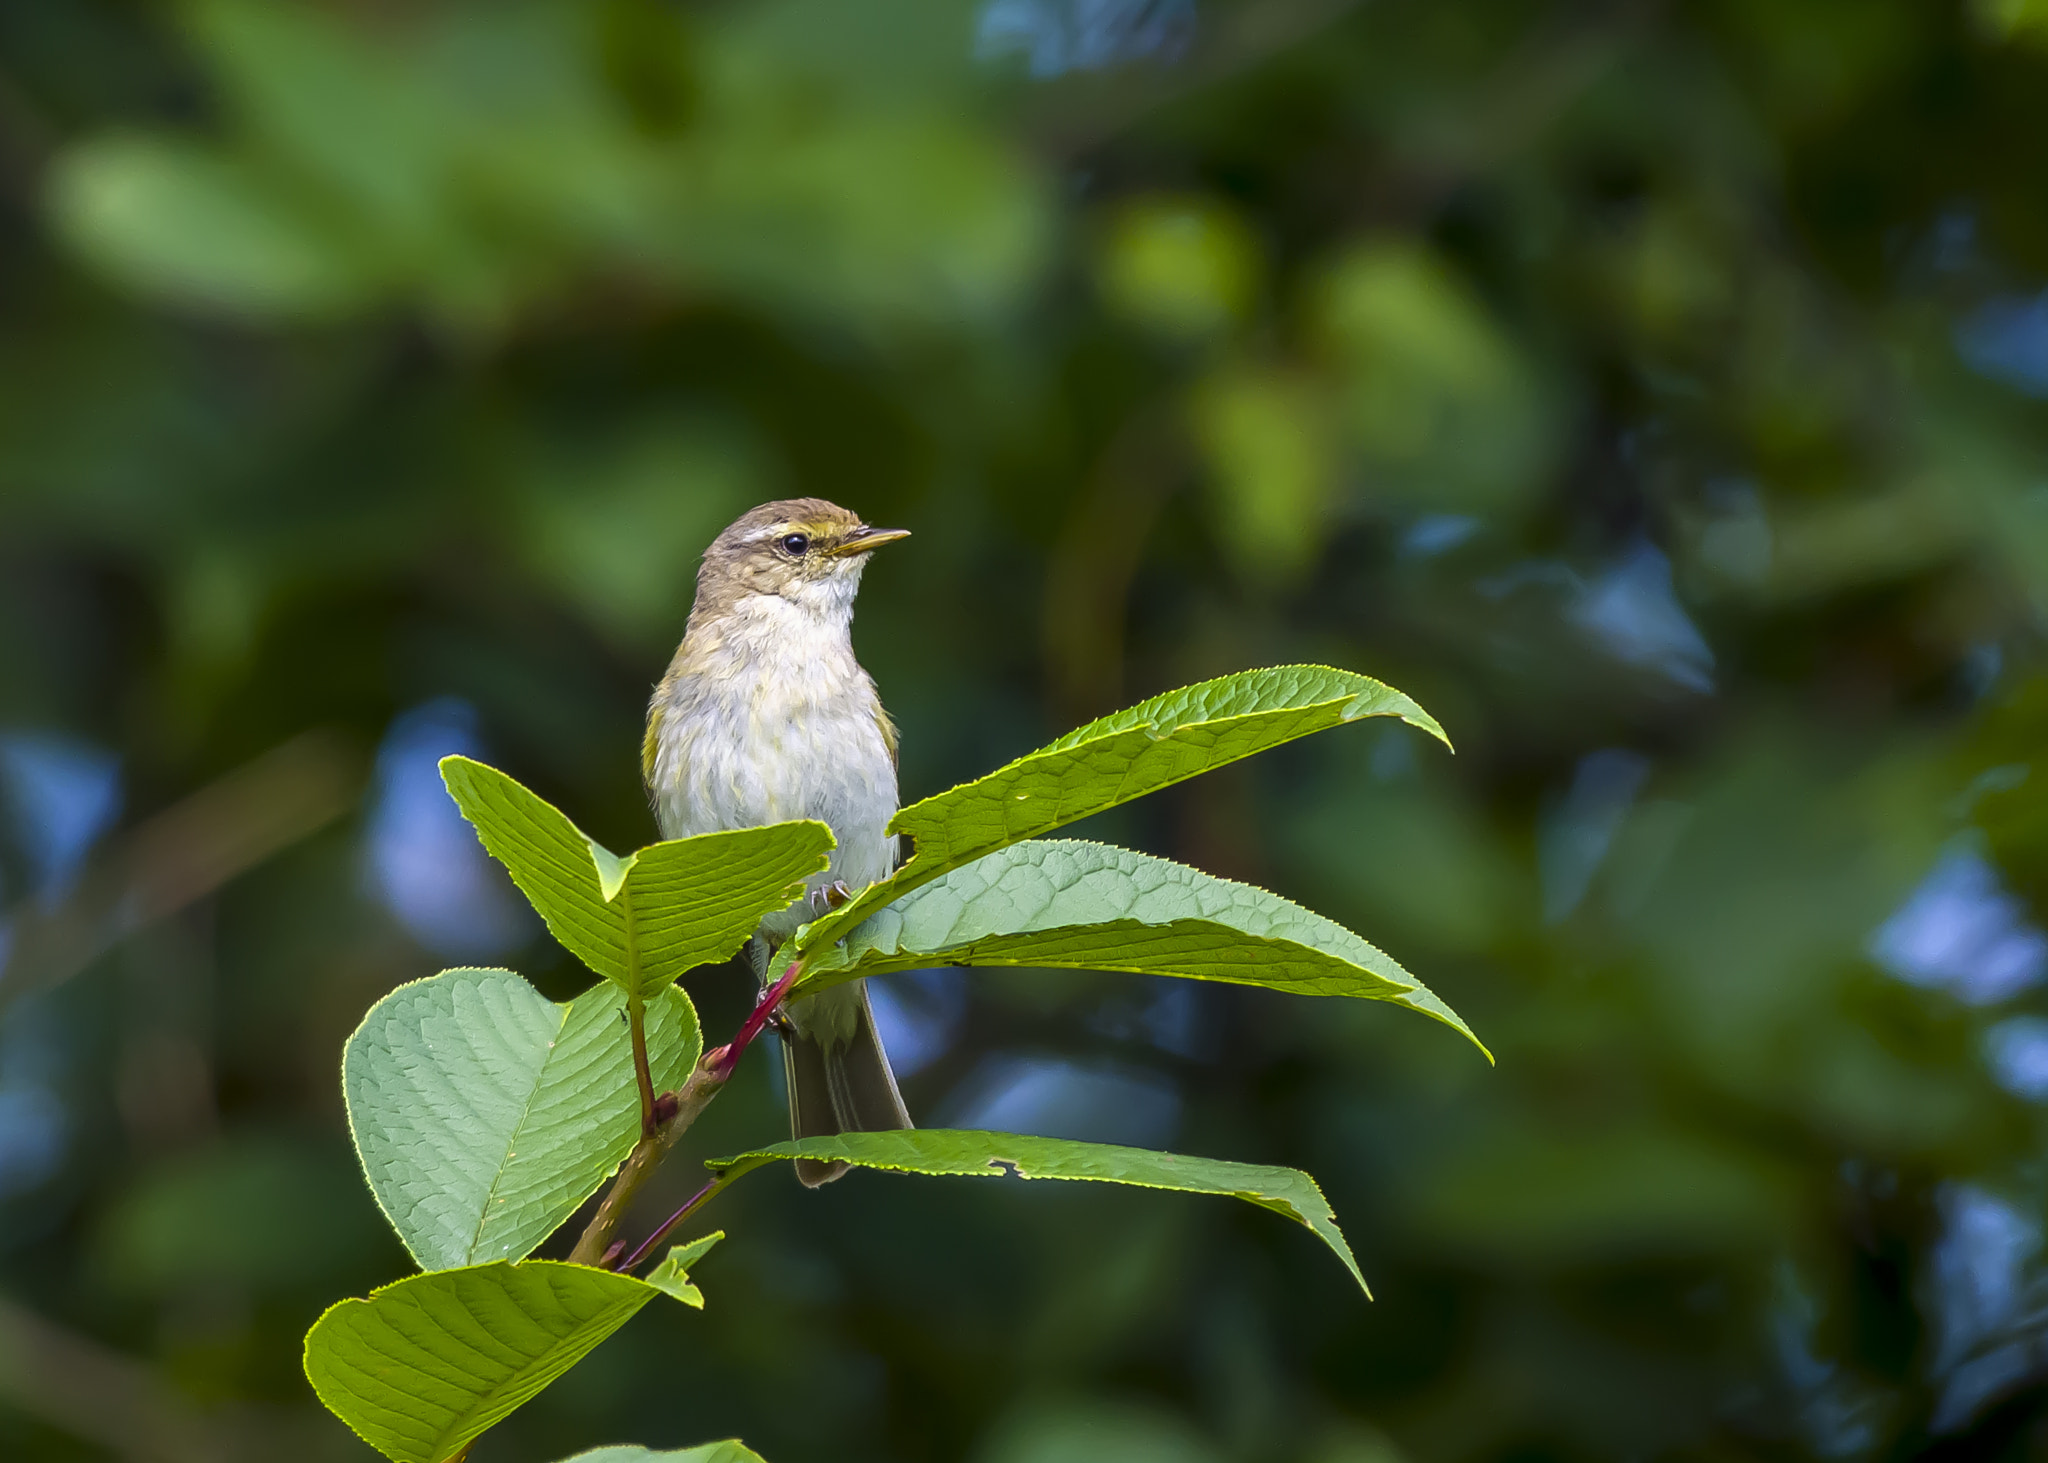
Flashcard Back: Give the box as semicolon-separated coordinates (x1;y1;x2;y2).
7;0;2048;1460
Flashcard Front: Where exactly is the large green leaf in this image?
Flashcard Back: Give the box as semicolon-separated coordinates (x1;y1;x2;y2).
707;1130;1368;1295
439;757;832;994
304;1242;719;1463
345;968;701;1270
558;1446;767;1463
796;666;1445;952
799;840;1484;1055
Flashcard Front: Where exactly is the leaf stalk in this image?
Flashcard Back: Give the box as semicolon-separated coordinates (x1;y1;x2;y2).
627;990;657;1136
618;1173;730;1272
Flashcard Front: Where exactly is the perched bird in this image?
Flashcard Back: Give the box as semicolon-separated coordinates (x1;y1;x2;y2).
645;498;912;1185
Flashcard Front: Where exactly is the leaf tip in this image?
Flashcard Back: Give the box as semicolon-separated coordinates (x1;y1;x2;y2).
586;838;635;902
1331;675;1452;752
435;752;487;790
1430;1002;1492;1065
646;1231;726;1309
1396;706;1454;753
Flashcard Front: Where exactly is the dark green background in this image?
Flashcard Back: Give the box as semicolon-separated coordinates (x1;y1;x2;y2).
5;1;2048;1459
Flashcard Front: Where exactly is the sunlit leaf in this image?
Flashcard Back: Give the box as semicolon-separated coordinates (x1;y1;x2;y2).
557;1444;767;1463
439;757;832;993
303;1250;718;1463
799;840;1483;1055
796;666;1446;951
707;1129;1368;1295
641;1231;724;1309
345;968;701;1270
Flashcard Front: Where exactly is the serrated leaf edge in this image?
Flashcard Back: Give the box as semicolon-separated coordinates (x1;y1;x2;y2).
707;1132;1370;1297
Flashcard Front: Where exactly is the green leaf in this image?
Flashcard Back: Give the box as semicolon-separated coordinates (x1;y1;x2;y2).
642;1231;724;1308
707;1129;1369;1296
439;757;832;994
557;1445;767;1463
304;1255;716;1463
345;968;701;1270
800;840;1484;1056
796;666;1445;952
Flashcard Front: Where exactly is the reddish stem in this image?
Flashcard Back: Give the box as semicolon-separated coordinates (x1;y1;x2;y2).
708;960;801;1077
618;1175;724;1272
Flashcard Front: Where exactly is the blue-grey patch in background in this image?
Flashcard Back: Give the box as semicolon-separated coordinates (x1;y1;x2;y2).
939;1053;1180;1149
1956;290;2048;398
1540;748;1653;923
1089;982;1206;1061
1770;1256;1883;1457
869;968;970;1078
1400;513;1481;559
1870;841;2047;1006
1568;541;1715;693
1924;1184;2048;1433
976;0;1195;78
364;698;536;960
0;999;70;1206
1986;1016;2048;1101
0;732;123;906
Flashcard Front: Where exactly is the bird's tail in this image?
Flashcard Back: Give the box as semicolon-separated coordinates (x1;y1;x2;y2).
780;981;912;1187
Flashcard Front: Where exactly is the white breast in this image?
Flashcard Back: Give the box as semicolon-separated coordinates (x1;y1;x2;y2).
650;592;899;935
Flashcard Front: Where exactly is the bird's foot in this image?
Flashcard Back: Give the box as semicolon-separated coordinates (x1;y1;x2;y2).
809;880;854;916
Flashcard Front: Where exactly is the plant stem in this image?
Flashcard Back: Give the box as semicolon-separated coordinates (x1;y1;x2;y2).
713;959;802;1076
619;885;658;1134
568;954;805;1269
618;1173;730;1272
567;1059;725;1267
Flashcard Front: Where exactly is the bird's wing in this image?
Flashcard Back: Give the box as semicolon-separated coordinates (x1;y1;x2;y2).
873;702;899;772
641;702;664;790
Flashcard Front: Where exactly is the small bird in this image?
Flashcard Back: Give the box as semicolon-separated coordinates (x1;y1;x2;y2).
644;499;912;1185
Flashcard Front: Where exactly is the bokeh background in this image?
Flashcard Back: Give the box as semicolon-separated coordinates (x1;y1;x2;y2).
6;0;2048;1459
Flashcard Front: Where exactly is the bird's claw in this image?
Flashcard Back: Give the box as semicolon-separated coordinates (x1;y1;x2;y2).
809;880;853;915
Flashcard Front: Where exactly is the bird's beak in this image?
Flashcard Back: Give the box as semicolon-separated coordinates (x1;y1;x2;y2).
827;527;911;557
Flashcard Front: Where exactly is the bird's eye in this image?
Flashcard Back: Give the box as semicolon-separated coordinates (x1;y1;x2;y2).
779;533;810;556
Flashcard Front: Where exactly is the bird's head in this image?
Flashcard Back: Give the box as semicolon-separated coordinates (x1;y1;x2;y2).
690;498;909;626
